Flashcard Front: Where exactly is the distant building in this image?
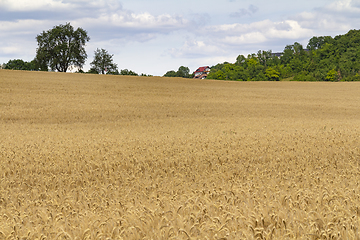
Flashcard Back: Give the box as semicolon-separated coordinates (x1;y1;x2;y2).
193;66;210;79
271;49;310;58
271;52;283;58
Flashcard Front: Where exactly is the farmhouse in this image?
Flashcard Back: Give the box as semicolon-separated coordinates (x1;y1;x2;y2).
193;66;210;79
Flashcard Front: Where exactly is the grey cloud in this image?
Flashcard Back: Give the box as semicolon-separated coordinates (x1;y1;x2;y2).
248;4;259;14
1;0;191;45
188;13;211;28
230;4;259;18
0;10;90;22
0;1;123;21
291;0;360;33
349;0;360;8
274;22;292;31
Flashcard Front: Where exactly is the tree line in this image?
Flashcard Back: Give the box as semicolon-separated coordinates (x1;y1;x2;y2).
163;66;193;78
205;29;360;81
3;23;360;81
2;23;150;76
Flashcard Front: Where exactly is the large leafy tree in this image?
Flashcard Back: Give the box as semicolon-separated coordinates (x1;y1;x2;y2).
35;23;90;72
90;48;118;74
176;66;190;78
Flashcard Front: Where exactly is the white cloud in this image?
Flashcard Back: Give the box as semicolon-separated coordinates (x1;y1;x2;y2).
0;0;123;12
168;39;226;58
1;0;69;11
291;0;360;34
1;46;21;55
325;0;360;12
200;19;313;47
73;11;189;43
222;32;267;45
106;12;188;29
0;19;48;33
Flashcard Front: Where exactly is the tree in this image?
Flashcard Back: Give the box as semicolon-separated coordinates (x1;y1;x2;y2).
236;55;246;65
163;66;191;78
87;68;99;74
120;69;138;76
325;69;339;81
164;70;177;77
257;50;272;67
90;48;118;74
5;59;37;71
176;66;190;78
35;23;90;72
265;67;280;81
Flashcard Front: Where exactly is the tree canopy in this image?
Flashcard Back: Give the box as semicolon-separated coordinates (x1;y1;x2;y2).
164;66;192;78
35;23;90;72
206;29;360;81
90;48;118;74
119;69;138;76
4;59;38;71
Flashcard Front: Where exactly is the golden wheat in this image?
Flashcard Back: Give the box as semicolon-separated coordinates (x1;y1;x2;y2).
1;69;360;239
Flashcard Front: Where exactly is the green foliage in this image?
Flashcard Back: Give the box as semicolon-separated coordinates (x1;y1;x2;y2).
164;70;177;77
87;68;98;74
120;69;138;76
207;63;248;81
140;73;153;77
292;71;315;81
325;69;339;81
35;23;90;72
207;29;360;81
342;73;360;81
163;66;191;78
90;48;118;74
177;66;190;78
307;36;333;51
4;59;38;71
265;67;280;81
235;55;246;65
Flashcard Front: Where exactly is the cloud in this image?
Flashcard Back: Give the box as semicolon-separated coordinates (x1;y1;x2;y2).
0;0;190;44
73;11;189;43
168;39;226;58
0;0;123;13
292;0;360;34
166;17;315;63
230;4;259;18
325;0;360;13
1;0;68;11
0;0;188;33
203;20;313;45
0;19;51;59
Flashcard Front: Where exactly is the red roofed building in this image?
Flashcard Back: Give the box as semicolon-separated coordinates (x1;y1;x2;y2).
193;66;210;79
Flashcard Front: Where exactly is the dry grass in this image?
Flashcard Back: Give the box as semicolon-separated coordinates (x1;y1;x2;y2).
1;69;360;239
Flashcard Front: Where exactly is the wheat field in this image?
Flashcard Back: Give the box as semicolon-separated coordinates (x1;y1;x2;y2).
1;69;360;239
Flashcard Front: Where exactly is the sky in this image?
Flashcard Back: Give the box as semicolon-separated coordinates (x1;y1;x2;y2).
1;0;360;76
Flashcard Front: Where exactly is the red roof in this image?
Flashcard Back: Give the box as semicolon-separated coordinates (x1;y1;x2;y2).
195;66;210;73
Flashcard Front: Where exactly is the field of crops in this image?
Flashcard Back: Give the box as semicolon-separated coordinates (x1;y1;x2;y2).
1;69;360;239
